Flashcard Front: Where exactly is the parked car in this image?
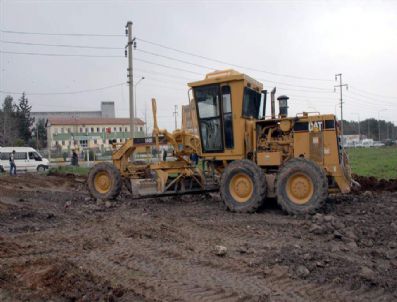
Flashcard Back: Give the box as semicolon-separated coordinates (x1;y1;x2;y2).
0;147;50;173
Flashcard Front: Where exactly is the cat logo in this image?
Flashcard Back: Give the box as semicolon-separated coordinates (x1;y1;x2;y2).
309;121;323;132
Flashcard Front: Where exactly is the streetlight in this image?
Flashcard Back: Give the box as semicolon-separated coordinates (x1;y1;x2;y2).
378;109;387;142
134;76;145;134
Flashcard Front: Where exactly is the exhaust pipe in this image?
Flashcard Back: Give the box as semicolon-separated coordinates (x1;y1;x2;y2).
261;90;267;118
277;95;289;118
271;87;276;119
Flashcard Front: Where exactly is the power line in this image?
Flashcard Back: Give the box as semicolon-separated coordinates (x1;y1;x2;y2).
137;49;333;91
137;37;332;82
136;49;333;91
349;86;397;100
136;48;214;71
0;40;123;50
0;29;124;37
0;50;123;58
347;89;397;106
134;57;203;75
135;67;195;81
0;82;126;96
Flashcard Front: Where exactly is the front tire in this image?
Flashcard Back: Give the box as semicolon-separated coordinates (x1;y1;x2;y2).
220;160;266;213
37;165;46;173
88;162;122;200
276;158;328;215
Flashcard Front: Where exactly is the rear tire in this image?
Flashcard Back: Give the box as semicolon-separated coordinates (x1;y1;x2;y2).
276;158;328;215
88;162;122;200
220;160;266;213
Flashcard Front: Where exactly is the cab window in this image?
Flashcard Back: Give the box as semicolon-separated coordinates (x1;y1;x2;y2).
195;85;223;152
29;152;42;161
242;87;261;119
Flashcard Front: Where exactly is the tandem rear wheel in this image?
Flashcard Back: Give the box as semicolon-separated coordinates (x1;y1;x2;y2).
276;158;328;215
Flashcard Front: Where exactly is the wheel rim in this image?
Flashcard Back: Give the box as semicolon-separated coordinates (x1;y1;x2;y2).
229;172;254;203
94;171;112;194
286;172;314;205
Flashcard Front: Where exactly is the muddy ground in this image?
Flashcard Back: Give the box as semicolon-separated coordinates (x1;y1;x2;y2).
0;174;396;302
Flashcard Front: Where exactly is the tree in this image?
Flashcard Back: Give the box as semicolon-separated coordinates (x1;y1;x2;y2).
0;95;19;146
31;118;47;149
343;118;396;141
17;93;33;142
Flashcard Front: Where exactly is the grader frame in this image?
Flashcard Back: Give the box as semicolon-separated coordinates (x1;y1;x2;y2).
88;69;353;215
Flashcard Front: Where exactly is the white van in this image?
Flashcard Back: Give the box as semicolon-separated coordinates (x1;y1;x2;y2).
0;147;50;173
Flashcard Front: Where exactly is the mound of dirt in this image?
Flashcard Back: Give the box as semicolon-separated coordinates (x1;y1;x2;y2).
1;259;131;301
353;174;397;191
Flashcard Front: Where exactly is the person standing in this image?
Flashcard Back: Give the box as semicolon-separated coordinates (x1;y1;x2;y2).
71;149;79;166
9;150;16;176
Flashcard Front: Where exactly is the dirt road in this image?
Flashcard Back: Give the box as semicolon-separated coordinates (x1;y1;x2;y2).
0;174;396;301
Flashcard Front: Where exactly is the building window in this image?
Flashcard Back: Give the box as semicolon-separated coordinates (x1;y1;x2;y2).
85;128;88;133
68;128;71;133
80;128;83;133
102;128;105;132
79;140;88;147
94;139;97;144
125;127;128;132
97;127;100;132
61;128;64;133
91;127;94;133
113;127;117;132
119;127;122;132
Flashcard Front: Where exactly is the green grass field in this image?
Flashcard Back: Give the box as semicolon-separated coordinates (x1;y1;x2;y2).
347;147;397;179
48;166;90;176
44;148;395;180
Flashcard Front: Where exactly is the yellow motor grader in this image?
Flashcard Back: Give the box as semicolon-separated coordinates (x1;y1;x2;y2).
88;70;352;215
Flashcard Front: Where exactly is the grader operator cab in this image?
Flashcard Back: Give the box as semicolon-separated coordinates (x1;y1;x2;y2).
88;69;352;215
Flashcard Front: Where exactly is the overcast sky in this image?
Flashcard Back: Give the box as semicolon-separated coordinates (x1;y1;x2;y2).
1;0;396;131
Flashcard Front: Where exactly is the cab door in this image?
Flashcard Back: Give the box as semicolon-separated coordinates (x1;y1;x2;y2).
27;151;41;171
194;85;224;153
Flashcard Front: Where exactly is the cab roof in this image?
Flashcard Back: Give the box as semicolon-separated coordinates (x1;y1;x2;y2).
188;69;263;91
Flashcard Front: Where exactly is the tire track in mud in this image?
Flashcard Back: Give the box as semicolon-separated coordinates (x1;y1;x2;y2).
103;209;395;302
1;175;396;301
75;234;386;302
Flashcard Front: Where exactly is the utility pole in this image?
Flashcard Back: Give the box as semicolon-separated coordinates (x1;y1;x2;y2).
334;73;348;165
354;113;361;139
144;101;148;137
367;120;370;139
125;21;135;141
36;126;39;150
173;105;178;130
377;109;386;142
